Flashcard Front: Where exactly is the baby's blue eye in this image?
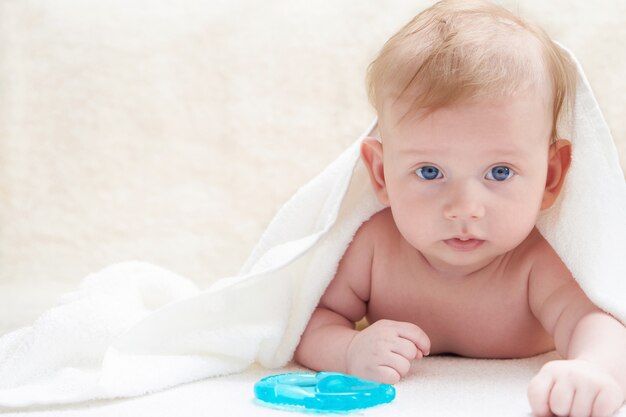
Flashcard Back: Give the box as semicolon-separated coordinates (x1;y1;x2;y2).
486;166;514;181
416;166;442;180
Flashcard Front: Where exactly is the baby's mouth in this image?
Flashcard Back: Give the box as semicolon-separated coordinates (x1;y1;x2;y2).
444;238;485;251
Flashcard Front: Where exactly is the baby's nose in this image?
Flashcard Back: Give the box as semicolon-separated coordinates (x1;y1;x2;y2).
442;181;486;221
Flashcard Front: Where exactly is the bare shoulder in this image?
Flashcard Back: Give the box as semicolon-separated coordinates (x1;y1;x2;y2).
525;228;599;335
318;208;392;322
525;229;578;308
337;207;396;259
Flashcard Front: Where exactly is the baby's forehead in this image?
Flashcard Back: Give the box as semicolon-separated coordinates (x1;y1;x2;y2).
379;92;553;151
382;89;552;133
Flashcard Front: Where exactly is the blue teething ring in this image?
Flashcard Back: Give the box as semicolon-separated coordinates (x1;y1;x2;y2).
254;372;395;413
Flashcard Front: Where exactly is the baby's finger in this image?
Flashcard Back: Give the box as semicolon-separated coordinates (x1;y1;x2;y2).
549;380;574;417
527;372;555;417
377;352;412;378
375;366;402;385
391;337;419;360
394;322;431;356
569;384;598;417
592;386;623;417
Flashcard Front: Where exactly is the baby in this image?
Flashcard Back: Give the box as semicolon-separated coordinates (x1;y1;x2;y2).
293;1;626;417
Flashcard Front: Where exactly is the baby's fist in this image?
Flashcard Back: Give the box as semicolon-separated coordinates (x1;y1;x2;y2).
346;319;430;385
527;359;624;417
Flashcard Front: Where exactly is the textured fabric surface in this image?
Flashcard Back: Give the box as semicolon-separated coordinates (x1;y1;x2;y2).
0;352;569;417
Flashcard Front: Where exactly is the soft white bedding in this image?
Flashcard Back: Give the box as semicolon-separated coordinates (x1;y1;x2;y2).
2;352;588;417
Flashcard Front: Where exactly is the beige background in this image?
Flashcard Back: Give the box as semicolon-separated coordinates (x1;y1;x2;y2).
0;0;624;334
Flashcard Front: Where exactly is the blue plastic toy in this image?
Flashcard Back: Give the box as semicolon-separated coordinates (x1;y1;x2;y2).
254;372;395;413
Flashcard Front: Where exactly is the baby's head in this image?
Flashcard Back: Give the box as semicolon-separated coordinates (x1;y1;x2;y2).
366;0;576;143
360;0;577;274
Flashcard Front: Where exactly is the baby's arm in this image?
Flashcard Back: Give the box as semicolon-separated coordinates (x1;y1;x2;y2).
527;242;626;417
293;218;430;384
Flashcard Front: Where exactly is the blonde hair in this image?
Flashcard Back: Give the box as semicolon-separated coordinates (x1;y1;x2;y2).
366;0;576;142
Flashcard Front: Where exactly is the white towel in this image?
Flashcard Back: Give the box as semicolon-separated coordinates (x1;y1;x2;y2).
0;45;624;408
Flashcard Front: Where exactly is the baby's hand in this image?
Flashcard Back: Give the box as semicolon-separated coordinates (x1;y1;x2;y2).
346;319;430;384
527;359;624;417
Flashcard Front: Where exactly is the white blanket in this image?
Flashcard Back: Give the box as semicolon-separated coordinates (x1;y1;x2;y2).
0;46;624;412
2;352;581;417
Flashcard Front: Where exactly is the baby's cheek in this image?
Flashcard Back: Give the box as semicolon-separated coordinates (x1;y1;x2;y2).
499;206;540;247
389;204;434;245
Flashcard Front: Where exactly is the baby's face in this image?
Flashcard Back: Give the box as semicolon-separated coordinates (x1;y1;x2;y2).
380;93;553;275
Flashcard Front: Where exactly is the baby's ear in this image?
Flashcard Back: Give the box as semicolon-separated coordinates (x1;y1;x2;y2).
541;139;572;209
360;138;390;206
